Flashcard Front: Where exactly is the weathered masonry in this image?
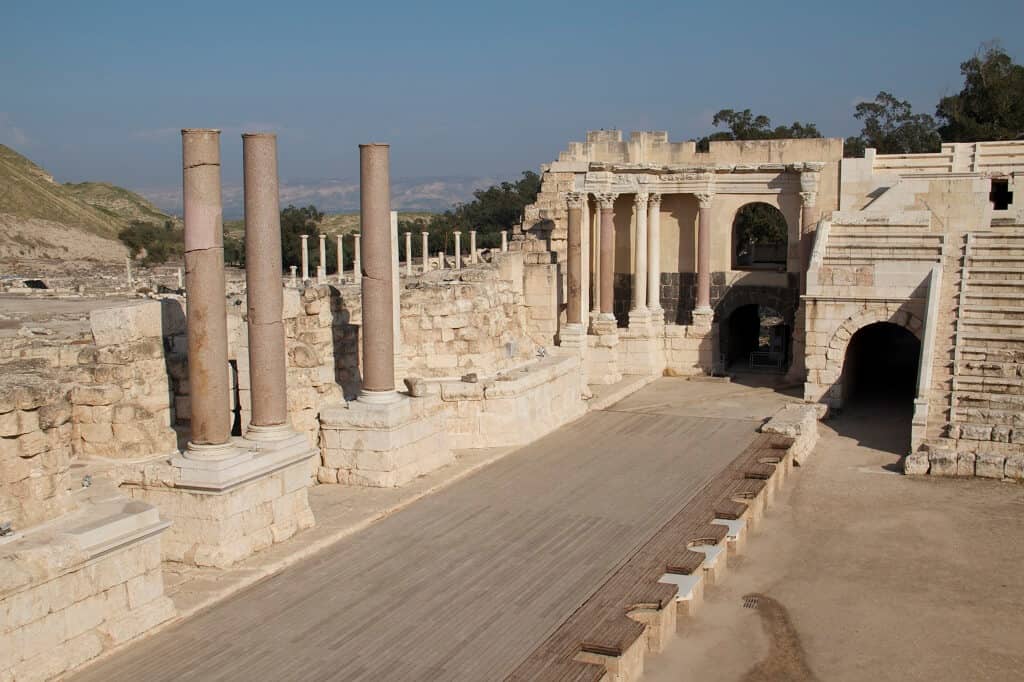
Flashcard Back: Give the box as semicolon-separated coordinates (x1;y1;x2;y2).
1;130;1022;681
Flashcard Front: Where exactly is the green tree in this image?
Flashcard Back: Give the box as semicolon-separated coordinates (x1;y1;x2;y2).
117;220;183;266
844;92;941;156
936;44;1024;142
398;172;541;258
696;109;822;151
279;205;335;272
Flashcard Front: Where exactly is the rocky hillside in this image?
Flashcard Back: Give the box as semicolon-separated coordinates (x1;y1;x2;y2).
0;145;176;261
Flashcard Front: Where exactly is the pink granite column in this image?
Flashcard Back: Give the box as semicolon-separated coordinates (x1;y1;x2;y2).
695;192;714;311
359;144;396;401
566;192;584;325
182;129;231;453
241;132;289;438
597;193;617;317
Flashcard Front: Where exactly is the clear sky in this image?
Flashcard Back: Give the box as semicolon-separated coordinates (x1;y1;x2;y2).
2;0;1022;195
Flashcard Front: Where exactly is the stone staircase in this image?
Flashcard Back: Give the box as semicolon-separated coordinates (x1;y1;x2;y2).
823;218;943;266
949;231;1024;447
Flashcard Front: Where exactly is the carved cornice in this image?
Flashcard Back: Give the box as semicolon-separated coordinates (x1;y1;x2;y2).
695;192;714;209
566;192;584;209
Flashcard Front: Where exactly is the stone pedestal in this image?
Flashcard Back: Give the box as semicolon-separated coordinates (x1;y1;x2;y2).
318;395;452;487
126;435;316;568
0;488;173;680
587;317;622;385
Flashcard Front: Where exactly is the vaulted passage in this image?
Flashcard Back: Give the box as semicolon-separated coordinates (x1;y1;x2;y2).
725;304;789;372
842;322;920;405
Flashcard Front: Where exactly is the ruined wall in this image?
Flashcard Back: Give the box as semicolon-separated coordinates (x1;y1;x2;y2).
0;300;178;530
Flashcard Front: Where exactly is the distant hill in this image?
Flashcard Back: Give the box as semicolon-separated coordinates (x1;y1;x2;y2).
64;181;180;230
0;145;177;262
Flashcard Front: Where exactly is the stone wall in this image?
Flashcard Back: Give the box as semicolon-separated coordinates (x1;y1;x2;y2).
1;300;178;531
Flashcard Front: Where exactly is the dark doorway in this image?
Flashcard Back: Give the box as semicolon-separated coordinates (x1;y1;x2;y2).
842;322;920;405
725;304;789;372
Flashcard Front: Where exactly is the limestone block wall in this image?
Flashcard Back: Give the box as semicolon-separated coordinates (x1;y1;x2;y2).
0;364;72;530
430;353;584;450
662;324;714;376
1;300;178;531
0;533;173;682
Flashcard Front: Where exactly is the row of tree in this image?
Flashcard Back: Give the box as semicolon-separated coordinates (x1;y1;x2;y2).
700;44;1023;157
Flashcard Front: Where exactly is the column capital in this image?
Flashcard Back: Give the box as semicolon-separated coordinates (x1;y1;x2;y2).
300;234;309;240
596;192;617;209
800;191;818;207
648;192;661;206
800;168;821;194
633;191;649;208
695;192;714;209
566;191;584;209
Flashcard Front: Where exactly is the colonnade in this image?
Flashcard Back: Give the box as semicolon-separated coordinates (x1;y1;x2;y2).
565;190;715;332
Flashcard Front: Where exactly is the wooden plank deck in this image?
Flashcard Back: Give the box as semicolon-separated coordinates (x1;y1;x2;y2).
72;380;777;682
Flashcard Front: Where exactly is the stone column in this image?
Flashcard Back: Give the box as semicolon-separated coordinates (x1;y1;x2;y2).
353;233;362;279
437;251;445;270
800;168;822;293
469;230;477;263
580;193;591;323
336;235;344;282
647;193;662;319
501;230;508;252
318;233;327;282
241;132;289;439
176;267;183;289
421;232;429;272
695;192;714;312
597;193;617;319
300;234;309;281
629;192;649;326
591;201;601;319
453;231;462;270
359;144;396;402
566;193;584;325
405;232;413;275
289;265;297;287
181;129;231;454
126;257;133;288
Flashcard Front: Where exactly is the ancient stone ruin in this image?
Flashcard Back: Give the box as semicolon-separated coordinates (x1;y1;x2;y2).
1;130;1021;680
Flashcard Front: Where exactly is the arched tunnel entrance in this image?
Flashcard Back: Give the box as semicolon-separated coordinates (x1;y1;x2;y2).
724;304;789;372
842;322;921;406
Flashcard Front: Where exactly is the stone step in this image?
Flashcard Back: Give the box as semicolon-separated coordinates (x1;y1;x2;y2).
828;234;943;246
958;331;1024;349
953;406;1023;426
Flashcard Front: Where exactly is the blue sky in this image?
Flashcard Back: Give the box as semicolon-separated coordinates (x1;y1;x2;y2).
2;0;1022;198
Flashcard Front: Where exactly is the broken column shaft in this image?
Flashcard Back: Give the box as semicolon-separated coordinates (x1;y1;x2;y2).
242;133;289;438
182;128;232;453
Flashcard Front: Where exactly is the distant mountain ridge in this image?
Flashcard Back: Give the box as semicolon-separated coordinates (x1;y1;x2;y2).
139;175;498;219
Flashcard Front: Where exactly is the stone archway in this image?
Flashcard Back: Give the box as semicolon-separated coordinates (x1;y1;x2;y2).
731;202;790;270
821;308;924;407
714;285;797;372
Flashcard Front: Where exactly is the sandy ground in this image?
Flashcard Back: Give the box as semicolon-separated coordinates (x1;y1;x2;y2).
644;399;1024;682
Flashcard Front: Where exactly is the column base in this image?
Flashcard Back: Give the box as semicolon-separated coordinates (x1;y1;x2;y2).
628;307;652;331
691;307;714;332
124;433;317;568
586;323;622;385
319;394;453;487
560;322;588;351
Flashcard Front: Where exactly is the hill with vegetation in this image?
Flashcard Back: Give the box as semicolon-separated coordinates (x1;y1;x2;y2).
0;145;177;262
